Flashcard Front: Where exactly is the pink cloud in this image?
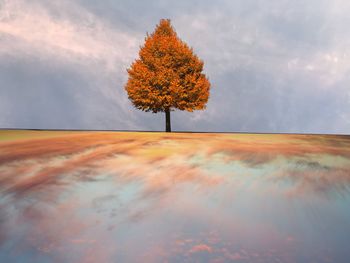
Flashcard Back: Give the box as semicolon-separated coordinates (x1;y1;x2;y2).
189;244;213;254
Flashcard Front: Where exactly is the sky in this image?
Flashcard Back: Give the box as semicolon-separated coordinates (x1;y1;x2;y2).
0;0;349;134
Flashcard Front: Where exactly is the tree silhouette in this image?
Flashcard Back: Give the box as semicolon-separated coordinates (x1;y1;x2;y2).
125;19;211;132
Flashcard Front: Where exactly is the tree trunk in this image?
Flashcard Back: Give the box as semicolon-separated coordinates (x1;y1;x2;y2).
165;108;171;132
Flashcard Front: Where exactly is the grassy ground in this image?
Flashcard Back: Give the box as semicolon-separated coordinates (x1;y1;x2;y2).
0;130;87;142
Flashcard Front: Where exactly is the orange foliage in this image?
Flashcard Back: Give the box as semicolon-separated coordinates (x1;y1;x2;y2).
125;19;211;113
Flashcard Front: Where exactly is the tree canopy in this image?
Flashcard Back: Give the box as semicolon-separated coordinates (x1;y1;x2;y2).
125;19;211;131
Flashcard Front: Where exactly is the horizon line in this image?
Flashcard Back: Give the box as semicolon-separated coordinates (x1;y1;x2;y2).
0;128;349;137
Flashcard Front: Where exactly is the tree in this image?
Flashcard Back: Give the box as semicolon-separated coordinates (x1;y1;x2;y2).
125;19;211;132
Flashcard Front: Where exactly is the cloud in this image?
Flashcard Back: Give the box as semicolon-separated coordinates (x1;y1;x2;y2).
0;0;350;133
0;0;138;69
2;131;350;200
169;1;350;133
0;0;147;130
1;131;349;262
188;244;213;254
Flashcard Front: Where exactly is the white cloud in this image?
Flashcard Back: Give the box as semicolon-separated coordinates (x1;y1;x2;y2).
0;0;140;72
0;0;147;130
0;0;349;133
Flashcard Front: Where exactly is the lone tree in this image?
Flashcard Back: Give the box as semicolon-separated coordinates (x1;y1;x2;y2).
125;19;211;132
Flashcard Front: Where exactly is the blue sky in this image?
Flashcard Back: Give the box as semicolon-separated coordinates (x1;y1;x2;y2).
0;0;349;133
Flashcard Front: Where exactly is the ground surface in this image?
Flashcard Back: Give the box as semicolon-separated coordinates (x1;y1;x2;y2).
0;130;350;263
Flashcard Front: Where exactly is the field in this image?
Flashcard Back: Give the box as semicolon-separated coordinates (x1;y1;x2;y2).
1;130;350;262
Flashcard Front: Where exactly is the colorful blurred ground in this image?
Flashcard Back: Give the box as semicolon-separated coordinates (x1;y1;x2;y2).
0;130;350;263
